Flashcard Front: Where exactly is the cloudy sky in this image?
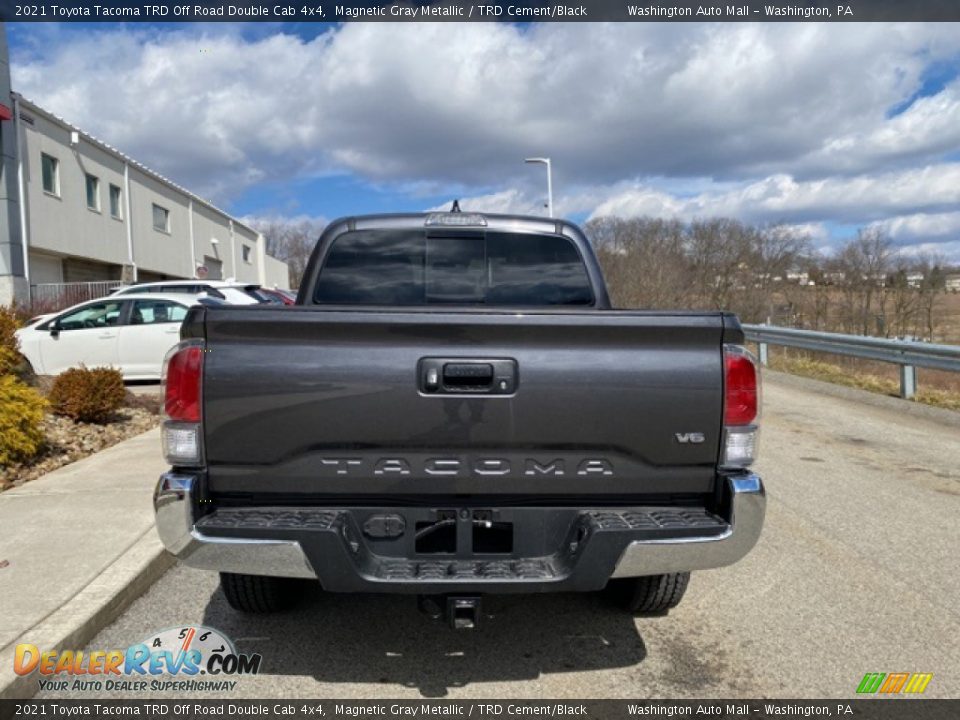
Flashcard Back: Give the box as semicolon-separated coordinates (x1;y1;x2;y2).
8;22;960;259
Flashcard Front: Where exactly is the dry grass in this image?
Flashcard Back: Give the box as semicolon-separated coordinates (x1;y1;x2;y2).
767;352;960;412
770;288;960;345
936;291;960;345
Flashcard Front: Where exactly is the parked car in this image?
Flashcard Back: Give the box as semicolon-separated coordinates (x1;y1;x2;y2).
16;293;201;380
247;287;295;305
111;280;264;305
25;312;55;326
154;212;765;627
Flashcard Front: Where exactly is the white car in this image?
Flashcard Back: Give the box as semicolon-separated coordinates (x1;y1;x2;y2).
111;280;263;305
15;293;203;380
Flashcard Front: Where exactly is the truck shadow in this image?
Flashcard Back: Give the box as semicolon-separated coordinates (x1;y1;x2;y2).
201;584;647;697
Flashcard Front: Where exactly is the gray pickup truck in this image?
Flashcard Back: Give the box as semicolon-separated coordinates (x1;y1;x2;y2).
154;211;764;628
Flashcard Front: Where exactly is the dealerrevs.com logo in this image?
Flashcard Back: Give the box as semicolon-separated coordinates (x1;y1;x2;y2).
14;625;261;693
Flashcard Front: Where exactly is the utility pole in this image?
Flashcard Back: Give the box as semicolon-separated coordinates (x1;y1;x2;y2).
524;157;553;218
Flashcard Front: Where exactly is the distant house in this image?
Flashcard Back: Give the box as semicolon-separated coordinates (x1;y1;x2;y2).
945;273;960;292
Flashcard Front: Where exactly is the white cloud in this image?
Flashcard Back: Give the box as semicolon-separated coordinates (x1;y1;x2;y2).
427;189;544;216
779;223;831;244
897;240;960;260
806;81;960;175
14;23;960;193
869;211;960;243
11;22;960;259
240;212;329;228
591;164;960;225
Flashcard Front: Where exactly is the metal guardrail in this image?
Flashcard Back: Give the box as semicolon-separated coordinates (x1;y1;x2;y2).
742;324;960;399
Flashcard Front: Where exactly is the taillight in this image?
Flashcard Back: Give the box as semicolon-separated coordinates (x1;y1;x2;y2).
161;341;204;466
724;347;758;425
722;345;760;468
163;344;203;421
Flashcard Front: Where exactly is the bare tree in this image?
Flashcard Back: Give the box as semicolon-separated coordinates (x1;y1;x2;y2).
736;223;811;324
589;217;691;309
835;228;894;335
248;218;326;289
914;254;946;340
686;219;756;313
777;253;827;329
586;215;947;343
885;259;918;338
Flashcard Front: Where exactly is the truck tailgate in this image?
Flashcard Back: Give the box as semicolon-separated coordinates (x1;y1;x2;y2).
199;308;729;500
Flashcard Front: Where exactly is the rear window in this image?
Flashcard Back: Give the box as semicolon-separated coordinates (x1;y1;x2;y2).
314;230;593;306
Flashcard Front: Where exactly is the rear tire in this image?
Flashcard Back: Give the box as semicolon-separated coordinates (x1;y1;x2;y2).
219;572;295;613
605;572;690;614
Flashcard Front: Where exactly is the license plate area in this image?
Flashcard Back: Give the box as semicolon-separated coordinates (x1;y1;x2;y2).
472;511;513;554
411;509;514;555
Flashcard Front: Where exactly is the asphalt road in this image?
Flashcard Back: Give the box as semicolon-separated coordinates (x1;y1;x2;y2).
38;375;960;699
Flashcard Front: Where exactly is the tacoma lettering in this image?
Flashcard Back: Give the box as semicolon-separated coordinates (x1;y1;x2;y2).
318;457;610;477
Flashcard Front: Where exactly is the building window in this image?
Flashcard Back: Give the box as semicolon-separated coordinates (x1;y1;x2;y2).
109;184;122;219
41;153;60;196
242;244;252;263
85;174;100;211
152;203;170;233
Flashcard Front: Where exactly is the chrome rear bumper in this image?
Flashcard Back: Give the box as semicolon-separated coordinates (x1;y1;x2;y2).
154;472;765;585
153;473;315;578
609;473;765;577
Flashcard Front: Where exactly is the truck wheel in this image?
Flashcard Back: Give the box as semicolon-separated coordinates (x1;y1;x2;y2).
605;572;690;614
219;572;294;613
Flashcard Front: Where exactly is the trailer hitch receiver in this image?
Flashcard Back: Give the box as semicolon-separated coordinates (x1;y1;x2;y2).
447;596;482;630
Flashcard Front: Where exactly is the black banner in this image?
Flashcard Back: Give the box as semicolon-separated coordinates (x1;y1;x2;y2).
2;701;960;720
2;0;960;23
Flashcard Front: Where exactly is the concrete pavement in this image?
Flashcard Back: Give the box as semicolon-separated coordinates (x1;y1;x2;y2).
0;428;173;699
28;373;960;699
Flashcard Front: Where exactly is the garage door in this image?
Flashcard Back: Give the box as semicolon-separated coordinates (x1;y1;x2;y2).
29;253;63;284
202;256;223;280
63;258;121;283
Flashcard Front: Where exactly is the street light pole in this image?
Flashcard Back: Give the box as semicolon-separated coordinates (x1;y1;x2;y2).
524;157;553;218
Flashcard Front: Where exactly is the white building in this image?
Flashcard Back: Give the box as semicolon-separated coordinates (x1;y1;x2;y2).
0;26;288;307
905;272;924;289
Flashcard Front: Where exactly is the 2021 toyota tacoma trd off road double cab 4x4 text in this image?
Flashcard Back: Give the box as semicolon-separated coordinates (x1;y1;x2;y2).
154;212;764;628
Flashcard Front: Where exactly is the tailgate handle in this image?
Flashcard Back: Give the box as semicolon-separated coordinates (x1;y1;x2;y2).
443;363;494;388
419;358;517;395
